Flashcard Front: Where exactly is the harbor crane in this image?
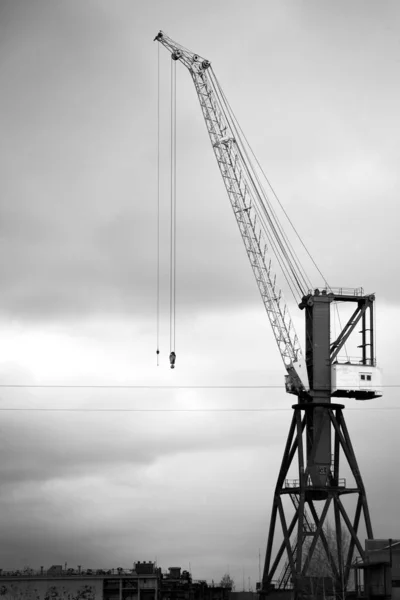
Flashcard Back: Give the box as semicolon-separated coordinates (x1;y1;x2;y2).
155;31;382;599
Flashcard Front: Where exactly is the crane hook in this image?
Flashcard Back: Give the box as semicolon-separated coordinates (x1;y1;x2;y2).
169;352;176;369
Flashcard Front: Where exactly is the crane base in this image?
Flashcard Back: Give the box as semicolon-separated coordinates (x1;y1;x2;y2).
261;403;373;599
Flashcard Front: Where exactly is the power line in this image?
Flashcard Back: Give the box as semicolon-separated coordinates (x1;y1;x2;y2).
0;407;287;412
0;384;282;389
0;407;399;412
0;384;398;389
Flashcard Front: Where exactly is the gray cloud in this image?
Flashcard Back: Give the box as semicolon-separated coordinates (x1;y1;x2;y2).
0;390;283;488
0;0;399;326
0;0;399;586
0;395;285;578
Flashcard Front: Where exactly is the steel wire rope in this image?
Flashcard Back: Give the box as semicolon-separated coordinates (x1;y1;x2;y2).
209;72;308;286
191;72;269;288
235;120;329;292
209;70;309;299
235;139;309;299
249;199;302;307
228;132;304;303
161;33;327;293
334;303;349;361
225;135;301;304
161;34;194;58
204;72;302;306
190;72;301;316
173;63;177;354
170;59;177;354
218;91;324;295
246;189;304;305
209;76;308;316
160;43;370;372
156;43;161;365
251;175;310;297
213;72;327;292
211;72;311;296
205;75;301;301
220;124;304;302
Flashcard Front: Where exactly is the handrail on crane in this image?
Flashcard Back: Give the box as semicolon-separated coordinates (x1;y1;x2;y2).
306;286;364;297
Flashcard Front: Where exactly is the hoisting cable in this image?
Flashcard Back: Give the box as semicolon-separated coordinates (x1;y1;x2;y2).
169;58;177;370
156;43;161;366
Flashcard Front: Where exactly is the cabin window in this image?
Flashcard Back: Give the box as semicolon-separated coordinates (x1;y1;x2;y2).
360;373;372;383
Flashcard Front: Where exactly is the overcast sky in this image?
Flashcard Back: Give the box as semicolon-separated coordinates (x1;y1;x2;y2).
0;0;399;588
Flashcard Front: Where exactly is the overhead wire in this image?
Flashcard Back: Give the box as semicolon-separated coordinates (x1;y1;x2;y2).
0;384;287;389
0;384;397;389
0;404;398;412
0;407;291;412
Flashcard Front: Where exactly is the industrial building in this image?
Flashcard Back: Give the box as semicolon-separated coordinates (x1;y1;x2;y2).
0;563;231;600
352;540;400;600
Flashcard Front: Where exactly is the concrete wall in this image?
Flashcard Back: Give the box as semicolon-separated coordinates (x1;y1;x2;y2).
366;539;400;577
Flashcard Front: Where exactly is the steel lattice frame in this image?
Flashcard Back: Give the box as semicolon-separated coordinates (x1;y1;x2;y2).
155;31;306;384
262;403;373;598
155;32;378;600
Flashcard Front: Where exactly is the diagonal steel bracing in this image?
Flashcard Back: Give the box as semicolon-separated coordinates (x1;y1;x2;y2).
261;404;373;600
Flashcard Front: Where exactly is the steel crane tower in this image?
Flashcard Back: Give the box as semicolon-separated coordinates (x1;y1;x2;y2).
155;31;382;599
